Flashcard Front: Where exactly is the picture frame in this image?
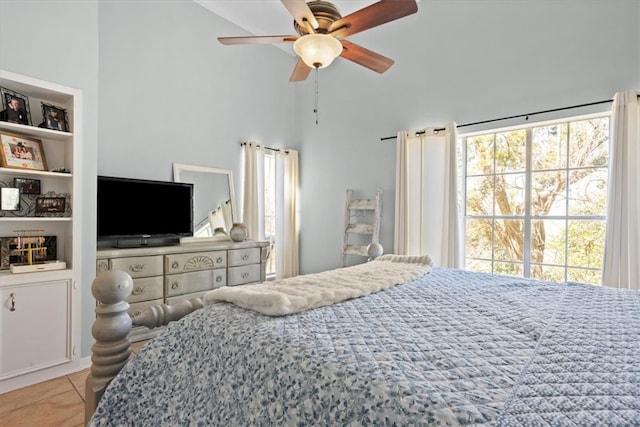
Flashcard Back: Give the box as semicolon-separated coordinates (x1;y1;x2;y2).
35;195;66;214
39;102;69;132
0;235;58;270
0;87;32;126
0;187;20;211
0;132;48;171
13;177;41;195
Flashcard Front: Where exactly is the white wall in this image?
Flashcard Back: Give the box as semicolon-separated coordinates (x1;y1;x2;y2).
295;0;640;273
0;0;99;357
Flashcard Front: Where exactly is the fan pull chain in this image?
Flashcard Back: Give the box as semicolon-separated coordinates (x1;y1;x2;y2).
314;67;319;125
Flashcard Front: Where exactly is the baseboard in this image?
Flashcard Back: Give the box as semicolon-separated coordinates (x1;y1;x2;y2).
0;357;91;394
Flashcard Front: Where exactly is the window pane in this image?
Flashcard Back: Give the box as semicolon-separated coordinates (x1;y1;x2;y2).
567;167;607;216
568;118;609;168
494;219;523;262
568;268;601;285
466;176;494;215
494;262;523;277
466;259;492;273
466;135;494;175
495;130;526;173
531;265;565;282
567;220;605;269
531;219;565;266
465;218;493;259
531;171;567;216
532;123;567;170
494;174;525;216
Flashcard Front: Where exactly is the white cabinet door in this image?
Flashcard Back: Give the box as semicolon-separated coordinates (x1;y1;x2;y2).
1;280;71;380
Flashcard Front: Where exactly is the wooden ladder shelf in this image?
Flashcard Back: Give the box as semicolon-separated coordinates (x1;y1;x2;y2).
341;188;382;267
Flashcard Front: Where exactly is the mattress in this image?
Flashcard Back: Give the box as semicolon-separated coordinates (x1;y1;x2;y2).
89;267;640;426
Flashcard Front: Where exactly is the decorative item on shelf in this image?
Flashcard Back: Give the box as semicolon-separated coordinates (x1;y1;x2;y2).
0;187;20;211
38;102;69;132
0;234;57;270
6;229;65;274
229;222;248;242
0;87;32;126
0;131;48;171
35;191;71;217
13;177;40;195
51;167;71;173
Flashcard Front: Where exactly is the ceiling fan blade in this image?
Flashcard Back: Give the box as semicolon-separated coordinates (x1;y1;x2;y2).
281;0;319;31
289;58;312;82
218;35;297;45
330;0;418;38
339;40;394;74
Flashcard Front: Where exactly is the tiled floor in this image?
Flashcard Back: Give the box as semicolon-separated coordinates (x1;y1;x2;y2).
0;340;148;427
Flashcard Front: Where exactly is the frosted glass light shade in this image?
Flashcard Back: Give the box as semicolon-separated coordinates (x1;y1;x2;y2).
293;34;343;69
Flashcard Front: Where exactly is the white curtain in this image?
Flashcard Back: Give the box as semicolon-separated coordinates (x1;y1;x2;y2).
241;142;264;241
275;149;299;279
394;123;463;268
241;143;299;279
602;91;640;289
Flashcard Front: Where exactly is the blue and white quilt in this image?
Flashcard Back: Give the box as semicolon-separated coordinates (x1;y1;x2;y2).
89;268;640;426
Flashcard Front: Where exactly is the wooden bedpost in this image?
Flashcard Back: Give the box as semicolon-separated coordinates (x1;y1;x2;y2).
84;270;133;425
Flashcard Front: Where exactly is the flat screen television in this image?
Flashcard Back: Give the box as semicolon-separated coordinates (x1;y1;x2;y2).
97;175;194;247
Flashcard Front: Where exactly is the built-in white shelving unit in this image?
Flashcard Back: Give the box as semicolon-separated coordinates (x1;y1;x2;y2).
0;70;83;393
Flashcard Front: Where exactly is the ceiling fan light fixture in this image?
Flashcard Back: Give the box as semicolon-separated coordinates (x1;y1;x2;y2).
293;34;342;69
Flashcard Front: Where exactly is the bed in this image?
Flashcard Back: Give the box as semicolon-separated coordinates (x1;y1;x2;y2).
87;255;640;426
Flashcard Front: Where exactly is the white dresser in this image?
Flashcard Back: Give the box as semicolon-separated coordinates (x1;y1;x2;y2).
96;240;269;341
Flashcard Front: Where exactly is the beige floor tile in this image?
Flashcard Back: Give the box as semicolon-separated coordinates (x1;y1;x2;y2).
0;376;74;416
67;369;90;402
131;339;150;354
0;388;83;427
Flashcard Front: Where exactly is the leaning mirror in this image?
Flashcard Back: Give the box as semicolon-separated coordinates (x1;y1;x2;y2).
172;163;237;243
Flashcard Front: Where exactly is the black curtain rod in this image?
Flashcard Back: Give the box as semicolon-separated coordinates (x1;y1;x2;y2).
240;142;289;153
380;98;616;141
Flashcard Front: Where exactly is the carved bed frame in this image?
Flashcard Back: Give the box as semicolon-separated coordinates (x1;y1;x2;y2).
84;270;204;424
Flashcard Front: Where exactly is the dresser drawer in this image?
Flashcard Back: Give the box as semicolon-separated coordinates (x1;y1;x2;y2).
127;298;163;319
127;276;164;304
165;269;227;297
110;255;163;278
165;251;227;274
228;264;261;286
228;248;261;267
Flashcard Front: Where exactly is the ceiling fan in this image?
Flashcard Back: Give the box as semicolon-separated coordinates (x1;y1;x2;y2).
218;0;419;82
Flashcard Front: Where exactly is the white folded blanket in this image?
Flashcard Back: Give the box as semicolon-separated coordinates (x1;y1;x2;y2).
203;254;433;316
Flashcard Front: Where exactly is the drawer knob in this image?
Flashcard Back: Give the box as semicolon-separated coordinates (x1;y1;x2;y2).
241;272;249;279
216;276;222;282
171;282;179;289
172;261;179;269
132;287;144;296
242;254;249;260
9;293;16;312
129;263;145;273
216;257;223;264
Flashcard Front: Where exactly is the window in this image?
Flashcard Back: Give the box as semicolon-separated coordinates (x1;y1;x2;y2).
264;152;276;277
463;115;609;284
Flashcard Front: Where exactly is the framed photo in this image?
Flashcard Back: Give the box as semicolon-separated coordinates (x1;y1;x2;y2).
13;177;41;194
0;235;58;270
0;87;32;126
0;187;20;211
39;102;69;132
35;196;66;214
0;132;48;171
